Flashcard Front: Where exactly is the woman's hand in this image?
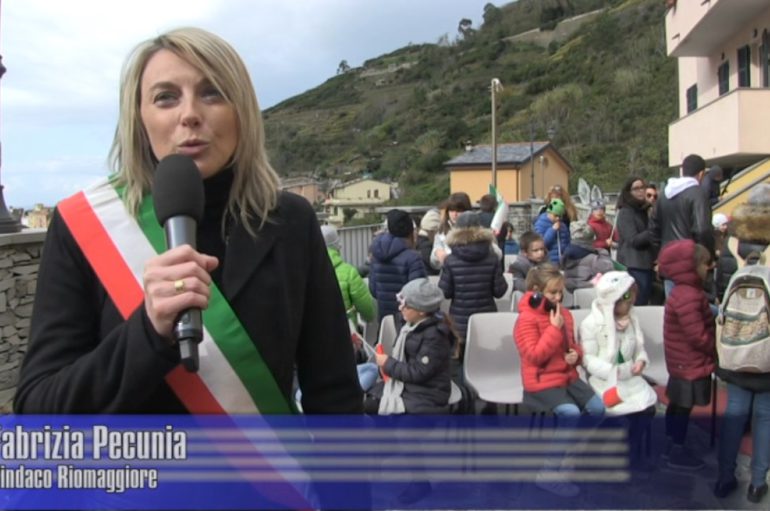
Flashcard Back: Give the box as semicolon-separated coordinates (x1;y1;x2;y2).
631;360;646;375
375;353;389;367
143;245;219;340
565;348;578;366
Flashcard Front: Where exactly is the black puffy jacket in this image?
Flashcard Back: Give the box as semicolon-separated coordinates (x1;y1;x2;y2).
383;315;453;413
439;227;507;339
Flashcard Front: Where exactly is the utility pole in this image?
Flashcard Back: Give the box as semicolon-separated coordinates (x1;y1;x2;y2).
0;0;22;233
490;78;502;188
529;122;536;199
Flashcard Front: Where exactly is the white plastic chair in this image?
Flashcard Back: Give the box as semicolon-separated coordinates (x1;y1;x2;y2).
510;290;525;312
495;273;514;312
572;287;597;309
377;315;398;356
570;308;591;339
634;306;667;386
378;314;463;409
463;312;522;407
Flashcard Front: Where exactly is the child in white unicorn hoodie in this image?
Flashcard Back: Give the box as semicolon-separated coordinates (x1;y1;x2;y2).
578;271;658;466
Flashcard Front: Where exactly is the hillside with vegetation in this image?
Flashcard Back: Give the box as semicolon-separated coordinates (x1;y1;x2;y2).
263;0;676;206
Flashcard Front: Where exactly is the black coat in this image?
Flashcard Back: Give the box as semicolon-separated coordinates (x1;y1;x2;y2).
650;180;715;257
14;192;363;414
383;315;452;414
369;233;427;321
616;203;655;270
415;234;439;276
439;228;507;339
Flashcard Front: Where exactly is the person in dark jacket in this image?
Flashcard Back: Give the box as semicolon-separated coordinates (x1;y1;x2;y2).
415;209;441;276
650;154;716;262
616;176;657;305
657;239;716;471
714;183;770;504
13;28;363;415
373;278;453;415
700;164;724;207
369;209;427;323
509;231;547;292
561;221;613;293
439;212;508;345
478;193;497;229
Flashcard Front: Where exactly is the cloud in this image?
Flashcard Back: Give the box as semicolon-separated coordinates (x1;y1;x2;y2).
1;0;492;208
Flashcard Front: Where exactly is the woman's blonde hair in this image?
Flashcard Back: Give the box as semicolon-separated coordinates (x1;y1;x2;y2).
109;27;279;234
525;262;564;292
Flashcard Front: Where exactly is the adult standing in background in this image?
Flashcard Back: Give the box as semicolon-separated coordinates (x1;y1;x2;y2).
713;183;770;504
701;165;724;207
616;177;656;305
430;192;472;270
14;27;362;415
415;209;441;276
650;154;715;296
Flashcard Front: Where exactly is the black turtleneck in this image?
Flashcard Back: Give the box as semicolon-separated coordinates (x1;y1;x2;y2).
197;167;234;287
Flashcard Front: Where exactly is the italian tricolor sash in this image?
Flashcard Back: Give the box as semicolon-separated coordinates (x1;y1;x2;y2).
57;177;292;415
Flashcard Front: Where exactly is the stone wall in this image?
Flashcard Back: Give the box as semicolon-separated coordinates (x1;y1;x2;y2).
0;230;46;412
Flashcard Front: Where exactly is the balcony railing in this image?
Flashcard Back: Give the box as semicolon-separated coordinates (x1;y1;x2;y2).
666;0;768;57
669;88;770;166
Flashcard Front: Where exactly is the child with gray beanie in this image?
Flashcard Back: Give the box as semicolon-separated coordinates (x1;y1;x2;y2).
371;278;454;415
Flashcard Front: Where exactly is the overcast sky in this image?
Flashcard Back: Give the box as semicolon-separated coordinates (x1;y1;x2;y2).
0;0;497;209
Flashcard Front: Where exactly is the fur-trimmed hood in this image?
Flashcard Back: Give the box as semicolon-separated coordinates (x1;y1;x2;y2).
731;202;770;244
446;226;496;247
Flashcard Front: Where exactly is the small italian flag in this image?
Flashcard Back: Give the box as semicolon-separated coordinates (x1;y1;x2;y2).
489;184;509;234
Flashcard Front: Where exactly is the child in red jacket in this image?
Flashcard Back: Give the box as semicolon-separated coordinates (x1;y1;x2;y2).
514;263;604;497
657;239;716;471
514;263;605;418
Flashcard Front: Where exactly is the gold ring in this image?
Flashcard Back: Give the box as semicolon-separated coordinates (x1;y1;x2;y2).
174;279;185;293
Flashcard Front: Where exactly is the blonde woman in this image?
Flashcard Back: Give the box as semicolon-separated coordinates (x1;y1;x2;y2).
15;28;362;415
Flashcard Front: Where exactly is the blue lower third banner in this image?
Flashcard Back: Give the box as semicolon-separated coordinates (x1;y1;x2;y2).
0;415;720;509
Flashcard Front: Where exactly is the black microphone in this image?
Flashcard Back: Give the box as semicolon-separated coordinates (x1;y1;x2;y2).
152;154;205;372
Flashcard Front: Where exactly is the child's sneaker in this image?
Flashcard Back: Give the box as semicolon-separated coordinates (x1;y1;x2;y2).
666;445;704;471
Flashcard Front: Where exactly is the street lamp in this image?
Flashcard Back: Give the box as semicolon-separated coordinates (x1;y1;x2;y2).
490;78;503;188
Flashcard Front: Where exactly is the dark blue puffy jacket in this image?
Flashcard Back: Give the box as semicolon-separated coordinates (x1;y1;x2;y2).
369;233;427;322
533;212;570;264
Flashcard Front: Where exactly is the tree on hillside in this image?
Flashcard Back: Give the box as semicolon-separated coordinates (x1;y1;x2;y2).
483;3;503;28
458;18;475;39
337;60;350;75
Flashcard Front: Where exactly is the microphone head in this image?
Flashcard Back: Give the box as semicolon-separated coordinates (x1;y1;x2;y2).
152;154;205;225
